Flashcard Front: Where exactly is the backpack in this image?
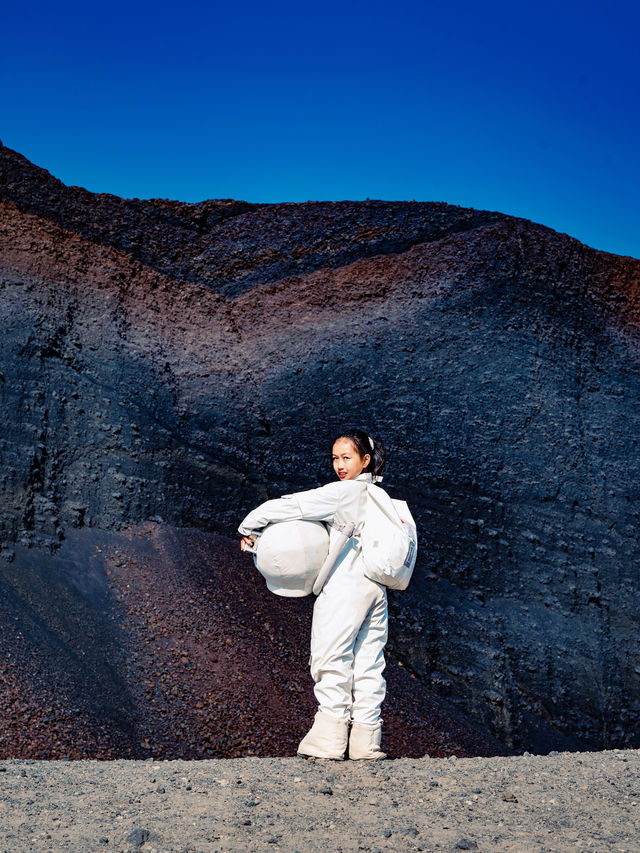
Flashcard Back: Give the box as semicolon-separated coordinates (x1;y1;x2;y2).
359;484;418;590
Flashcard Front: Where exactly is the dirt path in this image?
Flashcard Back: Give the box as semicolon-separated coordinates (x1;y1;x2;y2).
1;750;638;852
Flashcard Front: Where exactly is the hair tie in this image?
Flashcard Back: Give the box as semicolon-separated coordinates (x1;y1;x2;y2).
368;435;375;451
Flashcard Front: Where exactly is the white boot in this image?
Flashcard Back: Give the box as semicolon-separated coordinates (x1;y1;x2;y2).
297;711;349;760
348;721;387;760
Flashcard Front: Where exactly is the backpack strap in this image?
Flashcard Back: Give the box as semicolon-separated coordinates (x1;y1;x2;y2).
312;520;357;595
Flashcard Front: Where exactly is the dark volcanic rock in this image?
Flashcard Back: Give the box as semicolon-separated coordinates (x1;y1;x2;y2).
1;141;639;755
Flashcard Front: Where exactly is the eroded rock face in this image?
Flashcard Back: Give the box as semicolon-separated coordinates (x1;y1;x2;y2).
1;141;639;753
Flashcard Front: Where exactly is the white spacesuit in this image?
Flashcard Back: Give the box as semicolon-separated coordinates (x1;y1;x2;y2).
238;472;388;759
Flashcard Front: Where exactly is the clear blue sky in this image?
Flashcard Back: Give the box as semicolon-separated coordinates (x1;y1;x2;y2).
2;0;638;258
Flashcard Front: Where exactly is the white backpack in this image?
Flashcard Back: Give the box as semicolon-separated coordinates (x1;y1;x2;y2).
359;484;418;590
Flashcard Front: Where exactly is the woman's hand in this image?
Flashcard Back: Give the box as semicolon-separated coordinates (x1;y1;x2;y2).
240;535;256;551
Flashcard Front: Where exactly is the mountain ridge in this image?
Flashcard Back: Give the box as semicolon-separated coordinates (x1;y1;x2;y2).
1;143;639;756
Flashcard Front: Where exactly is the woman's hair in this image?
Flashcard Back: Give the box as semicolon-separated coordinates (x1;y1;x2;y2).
332;428;386;479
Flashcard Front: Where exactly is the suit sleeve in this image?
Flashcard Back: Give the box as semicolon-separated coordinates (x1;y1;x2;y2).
237;495;303;535
238;481;363;535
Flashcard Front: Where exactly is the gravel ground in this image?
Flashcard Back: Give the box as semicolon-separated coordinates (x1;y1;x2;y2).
1;750;638;852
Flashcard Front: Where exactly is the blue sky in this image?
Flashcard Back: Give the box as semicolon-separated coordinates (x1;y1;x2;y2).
2;0;638;258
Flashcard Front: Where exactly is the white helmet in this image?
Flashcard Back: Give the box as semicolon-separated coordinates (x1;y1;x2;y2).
253;519;329;597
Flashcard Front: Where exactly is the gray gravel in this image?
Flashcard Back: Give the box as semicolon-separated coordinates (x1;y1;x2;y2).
1;750;638;852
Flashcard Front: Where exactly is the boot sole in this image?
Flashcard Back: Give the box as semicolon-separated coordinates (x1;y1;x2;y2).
297;751;345;760
348;753;387;760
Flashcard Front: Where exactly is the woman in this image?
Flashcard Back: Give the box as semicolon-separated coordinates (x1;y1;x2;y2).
239;429;390;760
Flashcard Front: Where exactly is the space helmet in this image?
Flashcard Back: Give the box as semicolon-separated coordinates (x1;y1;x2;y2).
253;519;330;597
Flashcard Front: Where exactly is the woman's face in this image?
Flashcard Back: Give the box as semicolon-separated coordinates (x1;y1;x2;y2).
332;438;370;481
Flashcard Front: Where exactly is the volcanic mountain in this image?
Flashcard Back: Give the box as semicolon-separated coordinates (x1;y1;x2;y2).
1;141;639;758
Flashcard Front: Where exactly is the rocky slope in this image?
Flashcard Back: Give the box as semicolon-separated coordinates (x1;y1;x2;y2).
1;141;639;755
0;522;505;760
